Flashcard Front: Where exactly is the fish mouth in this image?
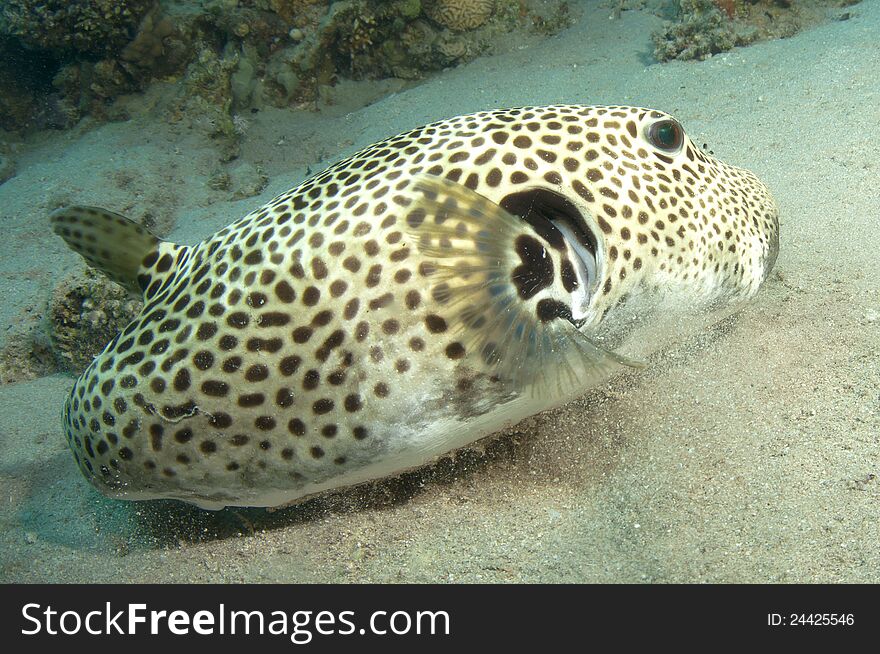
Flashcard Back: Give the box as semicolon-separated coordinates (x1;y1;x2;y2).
500;188;599;317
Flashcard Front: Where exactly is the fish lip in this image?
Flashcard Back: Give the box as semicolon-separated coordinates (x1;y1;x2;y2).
552;218;600;323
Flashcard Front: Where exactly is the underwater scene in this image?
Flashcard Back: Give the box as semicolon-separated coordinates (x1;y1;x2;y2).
0;0;876;583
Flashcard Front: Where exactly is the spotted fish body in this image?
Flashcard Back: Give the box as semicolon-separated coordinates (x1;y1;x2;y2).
52;105;779;509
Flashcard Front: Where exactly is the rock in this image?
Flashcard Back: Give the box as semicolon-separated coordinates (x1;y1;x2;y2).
48;269;142;374
228;161;269;200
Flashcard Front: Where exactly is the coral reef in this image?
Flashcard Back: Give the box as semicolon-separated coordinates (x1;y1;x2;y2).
1;0;157;56
424;0;496;31
0;0;572;135
0;0;859;133
326;0;555;82
47;269;142;374
0;2;193;130
120;7;189;75
172;0;567;126
653;0;753;61
652;0;860;62
712;0;735;20
58;5;191;122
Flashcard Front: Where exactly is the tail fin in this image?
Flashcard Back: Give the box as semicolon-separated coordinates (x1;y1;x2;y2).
50;206;186;299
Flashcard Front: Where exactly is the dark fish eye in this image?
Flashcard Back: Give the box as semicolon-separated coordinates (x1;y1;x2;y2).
646;119;684;152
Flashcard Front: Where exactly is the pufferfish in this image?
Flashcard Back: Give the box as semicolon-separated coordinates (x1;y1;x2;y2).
51;105;779;509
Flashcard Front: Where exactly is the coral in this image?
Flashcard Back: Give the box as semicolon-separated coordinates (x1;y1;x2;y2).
48;269;142;374
653;0;755;61
90;60;136;101
397;0;423;20
524;0;574;35
0;0;157;56
436;35;469;62
230;50;259;110
0;3;193;131
651;0;858;62
48;57;139;124
255;0;360;102
0;0;573;131
173;47;242;161
348;14;378;53
262;48;304;103
423;0;495;31
267;0;329;25
399;19;437;55
714;0;736;19
120;6;189;76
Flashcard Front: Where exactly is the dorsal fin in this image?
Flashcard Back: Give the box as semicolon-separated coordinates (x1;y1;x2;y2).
50;206;188;299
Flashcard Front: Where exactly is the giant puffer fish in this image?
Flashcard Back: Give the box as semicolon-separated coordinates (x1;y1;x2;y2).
51;105;779;509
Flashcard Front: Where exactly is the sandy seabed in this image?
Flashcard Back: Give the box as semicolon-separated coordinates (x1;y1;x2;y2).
0;2;877;583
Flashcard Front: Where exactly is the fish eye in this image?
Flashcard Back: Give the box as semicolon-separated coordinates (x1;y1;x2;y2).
646;119;684;153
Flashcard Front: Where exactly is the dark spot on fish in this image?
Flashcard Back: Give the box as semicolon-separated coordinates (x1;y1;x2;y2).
511;235;553;300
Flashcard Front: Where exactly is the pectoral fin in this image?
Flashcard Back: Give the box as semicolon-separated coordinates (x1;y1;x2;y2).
406;175;642;400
